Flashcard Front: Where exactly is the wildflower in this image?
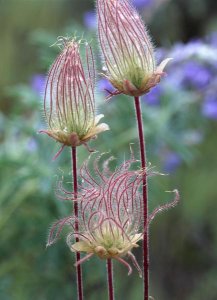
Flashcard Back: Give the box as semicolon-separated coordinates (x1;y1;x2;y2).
182;61;211;89
31;74;46;96
202;96;217;119
40;38;109;152
97;0;171;97
162;151;182;173
83;11;97;30
47;153;179;276
132;0;153;10
143;85;162;106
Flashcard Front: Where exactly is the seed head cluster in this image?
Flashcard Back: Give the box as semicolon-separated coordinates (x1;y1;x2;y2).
43;0;179;278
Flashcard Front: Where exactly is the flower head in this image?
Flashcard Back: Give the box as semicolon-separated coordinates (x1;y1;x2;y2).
40;38;109;150
83;11;97;30
202;96;217;119
31;74;46;96
47;153;179;275
97;0;171;97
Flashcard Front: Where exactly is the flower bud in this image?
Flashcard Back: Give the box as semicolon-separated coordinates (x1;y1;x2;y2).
97;0;171;96
40;38;109;148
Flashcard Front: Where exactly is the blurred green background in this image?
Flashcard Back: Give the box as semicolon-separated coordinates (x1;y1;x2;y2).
0;0;217;299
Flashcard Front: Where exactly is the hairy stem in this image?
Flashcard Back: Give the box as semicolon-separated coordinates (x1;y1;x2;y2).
71;147;83;300
107;259;114;300
134;96;149;300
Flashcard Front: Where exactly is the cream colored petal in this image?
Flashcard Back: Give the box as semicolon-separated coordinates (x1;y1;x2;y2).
94;114;105;125
156;58;173;73
131;233;143;244
83;123;109;140
71;241;93;253
93;123;109;134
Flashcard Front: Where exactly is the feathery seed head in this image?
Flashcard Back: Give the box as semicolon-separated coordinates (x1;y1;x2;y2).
40;38;109;148
48;153;146;275
69;154;144;272
47;153;180;275
97;0;171;96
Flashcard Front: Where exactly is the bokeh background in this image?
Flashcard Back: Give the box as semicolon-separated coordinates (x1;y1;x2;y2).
1;0;217;299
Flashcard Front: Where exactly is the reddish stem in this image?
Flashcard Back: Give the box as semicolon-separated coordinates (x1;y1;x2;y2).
134;96;149;300
107;259;114;300
71;147;83;300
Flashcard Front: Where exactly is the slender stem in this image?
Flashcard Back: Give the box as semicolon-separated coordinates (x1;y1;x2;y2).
107;259;114;300
134;96;149;300
71;147;83;300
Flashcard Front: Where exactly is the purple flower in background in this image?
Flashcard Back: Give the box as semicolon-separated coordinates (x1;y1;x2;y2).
31;74;46;96
98;78;114;94
182;61;211;89
131;0;153;9
26;138;38;153
163;67;184;90
156;48;168;64
143;85;162;106
163;152;182;173
170;40;203;62
202;97;217;120
83;11;97;30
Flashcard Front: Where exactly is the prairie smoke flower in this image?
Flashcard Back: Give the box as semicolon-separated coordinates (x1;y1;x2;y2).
97;0;171;97
40;38;109;150
47;153;179;275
